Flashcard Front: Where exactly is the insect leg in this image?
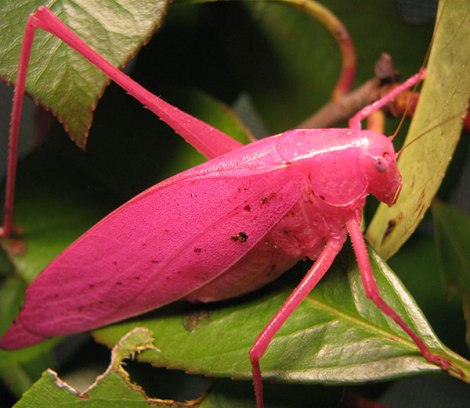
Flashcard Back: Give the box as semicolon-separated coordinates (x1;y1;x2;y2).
0;15;36;238
349;69;425;130
346;217;465;377
37;7;243;158
1;6;243;238
249;238;344;408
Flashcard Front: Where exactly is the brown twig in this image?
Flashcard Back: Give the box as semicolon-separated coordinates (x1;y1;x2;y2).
299;54;401;130
298;77;382;129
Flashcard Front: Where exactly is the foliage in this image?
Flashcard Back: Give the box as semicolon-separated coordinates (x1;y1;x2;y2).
0;0;469;406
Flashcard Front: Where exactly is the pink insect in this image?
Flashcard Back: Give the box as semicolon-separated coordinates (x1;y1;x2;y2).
0;6;464;408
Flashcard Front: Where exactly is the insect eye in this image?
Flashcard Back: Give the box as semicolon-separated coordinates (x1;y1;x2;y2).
374;157;388;173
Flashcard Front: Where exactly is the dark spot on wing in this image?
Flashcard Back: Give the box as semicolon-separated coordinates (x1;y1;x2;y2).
260;193;277;205
231;232;248;243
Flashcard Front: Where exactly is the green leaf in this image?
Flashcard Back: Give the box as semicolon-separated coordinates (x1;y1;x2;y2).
94;247;470;384
0;276;26;335
1;1;469;405
367;0;470;258
432;201;470;347
13;328;184;407
0;0;169;148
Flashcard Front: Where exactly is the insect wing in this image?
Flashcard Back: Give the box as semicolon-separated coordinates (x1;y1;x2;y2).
0;163;306;349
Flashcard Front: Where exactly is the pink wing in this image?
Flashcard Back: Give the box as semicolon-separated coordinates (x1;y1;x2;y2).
0;157;306;349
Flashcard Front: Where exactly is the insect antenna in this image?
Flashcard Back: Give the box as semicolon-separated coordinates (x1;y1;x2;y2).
395;112;467;158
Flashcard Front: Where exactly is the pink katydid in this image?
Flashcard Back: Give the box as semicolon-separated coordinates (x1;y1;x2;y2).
0;5;466;408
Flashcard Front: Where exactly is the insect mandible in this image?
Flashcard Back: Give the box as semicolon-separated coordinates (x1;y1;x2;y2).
0;5;465;408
